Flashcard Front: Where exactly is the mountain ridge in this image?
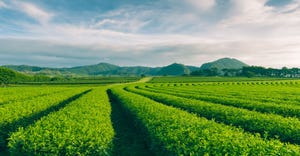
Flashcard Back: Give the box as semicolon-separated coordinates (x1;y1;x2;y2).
2;58;248;76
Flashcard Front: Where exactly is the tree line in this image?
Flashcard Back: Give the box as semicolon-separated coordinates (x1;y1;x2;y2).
2;66;300;85
0;67;68;85
190;66;300;78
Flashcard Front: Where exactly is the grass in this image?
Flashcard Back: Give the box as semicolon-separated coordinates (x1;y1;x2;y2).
149;76;298;83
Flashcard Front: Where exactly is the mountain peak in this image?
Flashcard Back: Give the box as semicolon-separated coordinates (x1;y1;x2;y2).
157;63;191;76
200;58;248;70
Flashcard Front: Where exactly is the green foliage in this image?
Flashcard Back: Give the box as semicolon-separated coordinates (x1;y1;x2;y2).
0;87;69;104
241;66;300;77
127;85;300;144
8;88;114;155
0;67;32;84
109;86;300;155
0;67;15;84
33;74;51;81
149;76;287;83
142;83;300;119
190;68;219;76
2;78;300;155
2;65;46;72
0;87;89;150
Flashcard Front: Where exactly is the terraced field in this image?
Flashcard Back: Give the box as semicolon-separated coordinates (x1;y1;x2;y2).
1;78;300;155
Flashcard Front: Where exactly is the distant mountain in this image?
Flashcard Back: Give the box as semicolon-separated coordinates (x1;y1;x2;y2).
200;58;248;70
3;63;121;76
4;59;251;76
2;65;63;76
3;65;52;72
65;63;120;75
157;63;191;76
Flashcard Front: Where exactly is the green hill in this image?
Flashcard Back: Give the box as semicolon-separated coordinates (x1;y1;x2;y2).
3;63;198;76
157;63;191;76
3;65;52;72
0;67;33;84
200;58;248;70
66;63;120;75
3;63;120;76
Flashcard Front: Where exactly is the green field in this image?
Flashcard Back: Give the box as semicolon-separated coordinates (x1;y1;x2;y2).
1;77;300;155
149;76;296;83
14;77;141;85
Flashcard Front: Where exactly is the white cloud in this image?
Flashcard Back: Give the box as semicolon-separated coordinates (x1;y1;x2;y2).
12;1;53;24
0;1;7;8
215;0;300;40
92;18;150;33
0;0;300;68
219;0;272;28
185;0;216;11
230;0;269;14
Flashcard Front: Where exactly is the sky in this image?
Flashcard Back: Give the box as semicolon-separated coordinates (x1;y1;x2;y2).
0;0;300;68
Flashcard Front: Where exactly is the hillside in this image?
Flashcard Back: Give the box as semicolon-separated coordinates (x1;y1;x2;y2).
65;63;120;75
157;63;191;76
3;58;250;76
0;67;33;84
3;63;120;76
200;58;248;70
3;58;300;78
3;63;198;76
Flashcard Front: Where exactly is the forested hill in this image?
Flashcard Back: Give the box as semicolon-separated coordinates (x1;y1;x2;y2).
200;58;249;70
2;58;300;78
0;67;32;84
3;63;200;76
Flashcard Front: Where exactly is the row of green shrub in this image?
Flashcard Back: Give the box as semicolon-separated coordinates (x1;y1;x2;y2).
153;84;300;104
0;87;70;105
143;85;300;119
128;85;300;144
0;87;88;150
111;86;300;155
8;88;114;155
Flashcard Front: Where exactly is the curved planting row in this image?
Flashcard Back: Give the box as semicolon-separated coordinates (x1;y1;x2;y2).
109;86;300;155
0;87;89;150
149;84;300;104
142;85;300;119
147;84;300;104
151;84;300;105
8;88;114;155
149;76;300;83
127;85;300;144
0;87;71;105
146;85;300;106
150;78;300;85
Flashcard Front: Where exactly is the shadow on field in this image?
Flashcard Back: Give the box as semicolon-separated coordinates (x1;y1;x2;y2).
0;89;91;153
107;90;153;156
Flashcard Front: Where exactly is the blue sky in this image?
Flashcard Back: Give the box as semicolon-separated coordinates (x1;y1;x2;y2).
0;0;300;67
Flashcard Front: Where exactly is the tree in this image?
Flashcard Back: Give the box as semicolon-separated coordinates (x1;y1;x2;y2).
0;67;16;84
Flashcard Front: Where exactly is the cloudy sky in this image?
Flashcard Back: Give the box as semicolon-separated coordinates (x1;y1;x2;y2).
0;0;300;68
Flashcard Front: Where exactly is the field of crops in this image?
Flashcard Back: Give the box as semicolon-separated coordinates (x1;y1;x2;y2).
1;78;300;155
16;76;140;85
149;76;293;83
